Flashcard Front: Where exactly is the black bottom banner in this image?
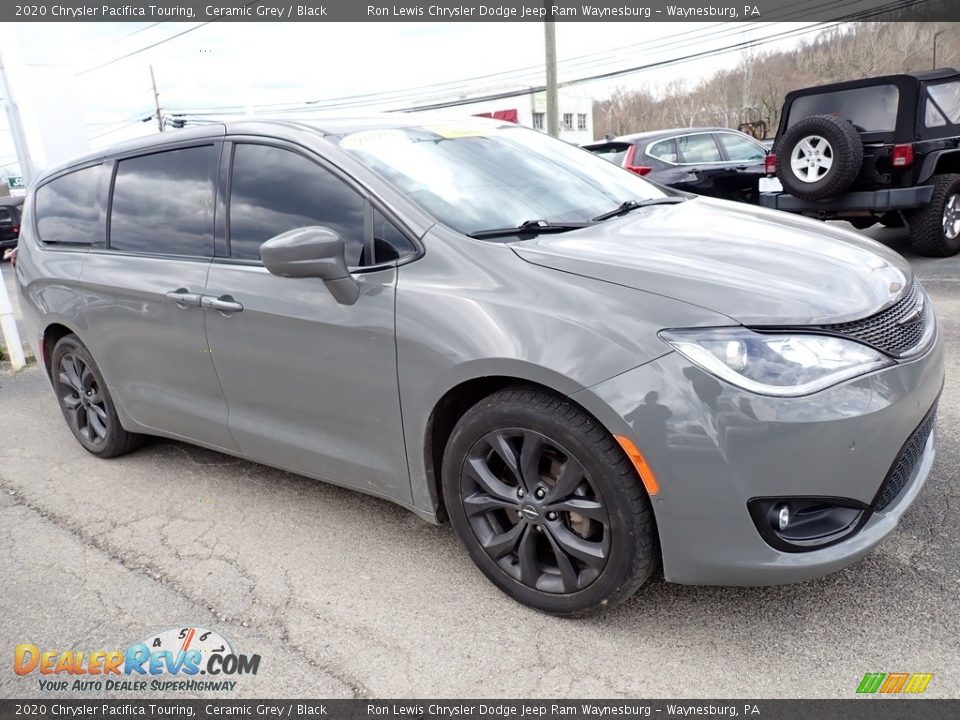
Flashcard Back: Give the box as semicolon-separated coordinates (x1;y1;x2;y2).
1;700;959;720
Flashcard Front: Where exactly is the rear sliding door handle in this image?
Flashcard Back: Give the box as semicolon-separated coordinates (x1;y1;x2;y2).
202;295;244;314
165;289;203;309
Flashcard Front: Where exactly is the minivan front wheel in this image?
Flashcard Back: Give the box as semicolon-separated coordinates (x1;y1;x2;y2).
442;387;657;616
51;335;143;458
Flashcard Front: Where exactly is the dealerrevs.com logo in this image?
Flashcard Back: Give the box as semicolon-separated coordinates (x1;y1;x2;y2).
14;626;260;693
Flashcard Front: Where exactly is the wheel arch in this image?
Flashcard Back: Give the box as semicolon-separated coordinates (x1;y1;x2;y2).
421;372;631;523
40;320;82;381
917;150;960;184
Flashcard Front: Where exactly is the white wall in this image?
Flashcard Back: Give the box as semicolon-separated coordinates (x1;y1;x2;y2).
0;24;90;178
420;88;594;145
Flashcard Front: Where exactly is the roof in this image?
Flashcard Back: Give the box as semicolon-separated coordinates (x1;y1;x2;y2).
583;127;753;147
0;195;24;207
785;68;960;99
33;113;519;185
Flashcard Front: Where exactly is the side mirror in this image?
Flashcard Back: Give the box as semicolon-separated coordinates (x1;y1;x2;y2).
260;226;360;305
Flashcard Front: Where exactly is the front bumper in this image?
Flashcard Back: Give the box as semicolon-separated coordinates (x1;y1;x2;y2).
574;328;944;586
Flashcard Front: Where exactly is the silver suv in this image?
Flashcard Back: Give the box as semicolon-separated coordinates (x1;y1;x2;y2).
16;118;944;615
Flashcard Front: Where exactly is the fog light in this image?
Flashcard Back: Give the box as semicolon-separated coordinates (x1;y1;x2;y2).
748;497;869;553
776;504;790;531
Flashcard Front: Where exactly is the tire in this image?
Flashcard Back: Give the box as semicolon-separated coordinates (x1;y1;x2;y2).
906;174;960;257
775;114;863;200
442;387;657;616
51;334;144;458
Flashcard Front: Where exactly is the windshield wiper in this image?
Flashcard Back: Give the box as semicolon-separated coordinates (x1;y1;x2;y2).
592;197;687;222
467;219;592;240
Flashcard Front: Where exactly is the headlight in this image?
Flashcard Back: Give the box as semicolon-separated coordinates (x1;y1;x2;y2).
660;328;893;397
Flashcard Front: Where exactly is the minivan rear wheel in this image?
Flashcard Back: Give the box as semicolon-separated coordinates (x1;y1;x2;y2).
51;335;143;458
442;387;657;616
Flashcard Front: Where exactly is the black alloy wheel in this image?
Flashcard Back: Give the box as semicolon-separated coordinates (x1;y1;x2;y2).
462;428;611;594
443;387;657;616
58;350;109;446
51;334;143;458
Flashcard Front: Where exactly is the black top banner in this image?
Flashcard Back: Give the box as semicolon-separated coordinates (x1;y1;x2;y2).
5;0;960;22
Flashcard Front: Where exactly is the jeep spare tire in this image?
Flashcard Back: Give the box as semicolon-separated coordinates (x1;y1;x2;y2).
775;114;863;200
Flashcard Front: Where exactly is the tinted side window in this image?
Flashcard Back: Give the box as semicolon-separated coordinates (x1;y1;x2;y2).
110;145;217;256
229;144;365;265
372;209;416;264
35;165;103;246
717;133;766;162
677;135;721;163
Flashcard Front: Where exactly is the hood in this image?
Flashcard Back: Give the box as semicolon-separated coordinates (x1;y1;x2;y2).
511;198;912;325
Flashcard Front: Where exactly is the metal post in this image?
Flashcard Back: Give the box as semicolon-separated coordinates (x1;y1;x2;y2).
0;44;37;185
933;30;944;69
150;65;164;132
0;271;25;370
544;12;559;138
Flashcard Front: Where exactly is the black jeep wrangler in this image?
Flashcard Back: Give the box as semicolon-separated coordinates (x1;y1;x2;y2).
760;68;960;257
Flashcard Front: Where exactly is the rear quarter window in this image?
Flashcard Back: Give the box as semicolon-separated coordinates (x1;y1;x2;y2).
647;139;678;163
35;165;103;246
587;143;631;166
926;82;960;125
787;85;899;133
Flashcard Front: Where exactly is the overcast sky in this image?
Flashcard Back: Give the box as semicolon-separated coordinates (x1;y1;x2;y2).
0;21;822;173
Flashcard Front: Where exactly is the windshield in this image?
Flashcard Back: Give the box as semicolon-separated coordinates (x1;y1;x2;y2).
337;124;667;236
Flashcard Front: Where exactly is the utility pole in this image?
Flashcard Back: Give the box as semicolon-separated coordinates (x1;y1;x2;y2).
544;8;559;138
150;65;164;132
933;30;944;69
0;45;37;185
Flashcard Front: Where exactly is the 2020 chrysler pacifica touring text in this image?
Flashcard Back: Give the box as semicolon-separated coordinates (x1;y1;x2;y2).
15;118;943;615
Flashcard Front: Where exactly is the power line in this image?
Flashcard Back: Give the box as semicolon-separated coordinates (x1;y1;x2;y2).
164;13;851;117
77;2;258;76
166;21;785;117
78;22;213;75
157;1;865;117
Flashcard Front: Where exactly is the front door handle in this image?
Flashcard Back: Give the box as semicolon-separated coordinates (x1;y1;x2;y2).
202;295;244;314
165;289;203;309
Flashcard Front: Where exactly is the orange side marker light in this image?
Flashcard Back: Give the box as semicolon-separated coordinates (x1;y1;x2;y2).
615;435;660;496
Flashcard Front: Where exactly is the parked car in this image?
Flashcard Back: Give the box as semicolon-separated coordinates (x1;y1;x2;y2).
17;119;942;616
761;68;960;256
0;196;23;262
583;127;768;204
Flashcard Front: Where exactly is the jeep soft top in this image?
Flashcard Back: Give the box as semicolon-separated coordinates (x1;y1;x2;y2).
760;68;960;256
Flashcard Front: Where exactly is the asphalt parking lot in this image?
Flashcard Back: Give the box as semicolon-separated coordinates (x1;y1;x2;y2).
1;224;959;699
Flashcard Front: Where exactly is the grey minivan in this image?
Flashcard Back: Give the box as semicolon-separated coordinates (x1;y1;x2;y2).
16;118;943;616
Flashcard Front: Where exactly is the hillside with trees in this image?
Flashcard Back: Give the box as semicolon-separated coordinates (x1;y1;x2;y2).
592;22;959;140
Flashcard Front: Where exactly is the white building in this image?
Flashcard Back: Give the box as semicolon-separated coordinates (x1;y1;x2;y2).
416;89;595;145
